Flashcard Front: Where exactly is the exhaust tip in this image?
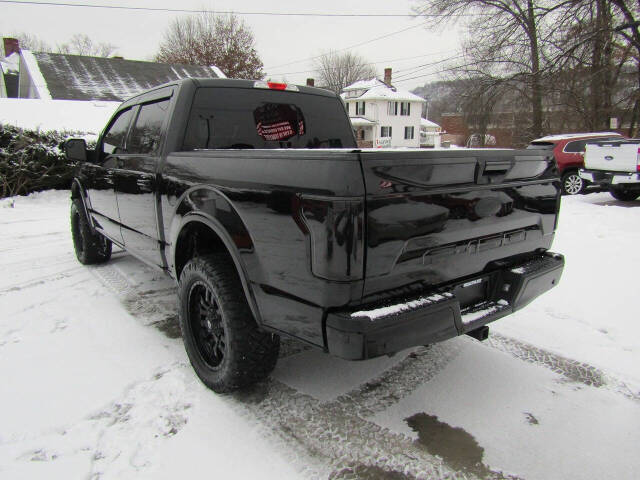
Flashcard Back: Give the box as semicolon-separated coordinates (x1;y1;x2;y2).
466;325;489;342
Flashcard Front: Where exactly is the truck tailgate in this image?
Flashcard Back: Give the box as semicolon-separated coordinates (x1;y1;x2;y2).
360;149;559;300
584;141;639;172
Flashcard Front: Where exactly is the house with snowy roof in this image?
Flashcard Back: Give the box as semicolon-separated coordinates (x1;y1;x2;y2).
341;68;426;148
11;51;225;101
0;37;226;132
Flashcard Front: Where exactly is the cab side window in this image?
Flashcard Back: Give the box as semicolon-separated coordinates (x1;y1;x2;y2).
102;108;134;158
128;99;170;155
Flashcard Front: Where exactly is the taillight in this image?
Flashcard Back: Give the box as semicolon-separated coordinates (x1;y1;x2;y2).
254;81;299;92
637;147;640;172
295;196;364;281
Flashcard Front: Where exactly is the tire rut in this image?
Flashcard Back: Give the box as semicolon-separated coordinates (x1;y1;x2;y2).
486;333;640;402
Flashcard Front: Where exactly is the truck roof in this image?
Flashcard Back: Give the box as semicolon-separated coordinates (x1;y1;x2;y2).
120;77;339;107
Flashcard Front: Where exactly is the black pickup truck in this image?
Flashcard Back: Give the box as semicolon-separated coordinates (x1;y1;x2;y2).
65;78;564;393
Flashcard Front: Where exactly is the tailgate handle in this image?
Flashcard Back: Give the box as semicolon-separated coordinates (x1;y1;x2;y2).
475;159;513;184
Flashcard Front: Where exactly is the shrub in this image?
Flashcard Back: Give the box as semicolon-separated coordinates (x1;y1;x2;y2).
0;124;95;198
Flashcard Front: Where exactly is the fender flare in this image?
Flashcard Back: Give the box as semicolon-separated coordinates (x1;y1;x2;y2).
70;179;96;232
170;212;263;325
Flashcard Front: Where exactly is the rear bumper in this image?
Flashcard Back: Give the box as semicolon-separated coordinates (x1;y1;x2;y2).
326;252;564;360
579;169;640;186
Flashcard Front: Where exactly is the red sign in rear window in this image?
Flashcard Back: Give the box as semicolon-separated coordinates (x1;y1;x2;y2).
254;103;305;141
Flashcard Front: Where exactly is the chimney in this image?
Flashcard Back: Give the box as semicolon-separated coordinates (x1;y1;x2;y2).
306;78;315;87
384;67;392;86
3;37;20;57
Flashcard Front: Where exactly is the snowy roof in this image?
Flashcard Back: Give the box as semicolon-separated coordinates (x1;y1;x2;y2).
24;51;224;102
342;78;386;91
421;118;440;128
349;117;376;127
533;132;622;142
0;52;20;74
341;77;426;103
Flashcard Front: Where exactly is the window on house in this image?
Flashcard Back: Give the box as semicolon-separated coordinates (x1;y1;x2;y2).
400;102;411;116
345;102;350;115
387;101;398;116
404;126;415;140
381;126;392;138
355;101;366;115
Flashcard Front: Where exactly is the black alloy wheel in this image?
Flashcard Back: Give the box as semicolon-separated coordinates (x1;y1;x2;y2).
188;281;227;368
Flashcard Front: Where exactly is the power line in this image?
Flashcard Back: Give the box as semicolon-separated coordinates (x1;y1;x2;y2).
393;63;479;84
392;54;466;78
0;0;488;17
266;50;462;77
265;21;430;70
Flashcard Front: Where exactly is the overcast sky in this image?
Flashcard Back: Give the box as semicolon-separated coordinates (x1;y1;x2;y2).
0;0;464;91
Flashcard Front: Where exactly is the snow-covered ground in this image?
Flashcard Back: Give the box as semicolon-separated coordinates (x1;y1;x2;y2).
0;190;639;479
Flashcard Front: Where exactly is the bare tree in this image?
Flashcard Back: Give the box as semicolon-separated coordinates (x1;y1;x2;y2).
9;32;117;57
12;32;52;52
413;1;571;139
605;0;640;135
57;34;118;57
155;12;264;79
313;51;377;94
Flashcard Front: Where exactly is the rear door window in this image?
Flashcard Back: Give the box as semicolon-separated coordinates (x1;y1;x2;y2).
182;87;356;150
128;99;171;155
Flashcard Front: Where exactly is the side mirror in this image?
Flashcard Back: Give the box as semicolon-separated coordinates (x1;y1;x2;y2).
64;138;88;162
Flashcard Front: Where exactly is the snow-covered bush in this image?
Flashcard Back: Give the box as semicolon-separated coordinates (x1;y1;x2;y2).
0;124;95;198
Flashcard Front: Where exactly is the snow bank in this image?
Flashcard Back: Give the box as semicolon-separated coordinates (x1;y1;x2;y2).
0;98;119;133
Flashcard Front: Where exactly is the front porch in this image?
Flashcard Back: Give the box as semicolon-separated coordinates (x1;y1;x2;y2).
349;116;376;148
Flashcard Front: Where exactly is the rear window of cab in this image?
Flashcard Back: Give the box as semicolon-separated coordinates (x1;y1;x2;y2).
182;87;356;150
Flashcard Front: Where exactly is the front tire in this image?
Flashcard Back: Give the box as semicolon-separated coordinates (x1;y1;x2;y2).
70;198;112;264
178;253;279;393
561;171;585;195
610;188;640;202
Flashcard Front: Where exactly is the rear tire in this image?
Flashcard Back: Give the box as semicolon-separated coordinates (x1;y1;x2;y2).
609;188;640;202
178;253;280;393
70;198;112;264
561;171;585;195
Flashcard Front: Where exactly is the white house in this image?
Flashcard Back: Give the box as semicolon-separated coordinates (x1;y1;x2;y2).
341;68;426;148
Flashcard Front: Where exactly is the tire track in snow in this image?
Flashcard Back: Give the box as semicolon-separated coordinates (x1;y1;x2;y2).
0;266;84;296
486;333;640;402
